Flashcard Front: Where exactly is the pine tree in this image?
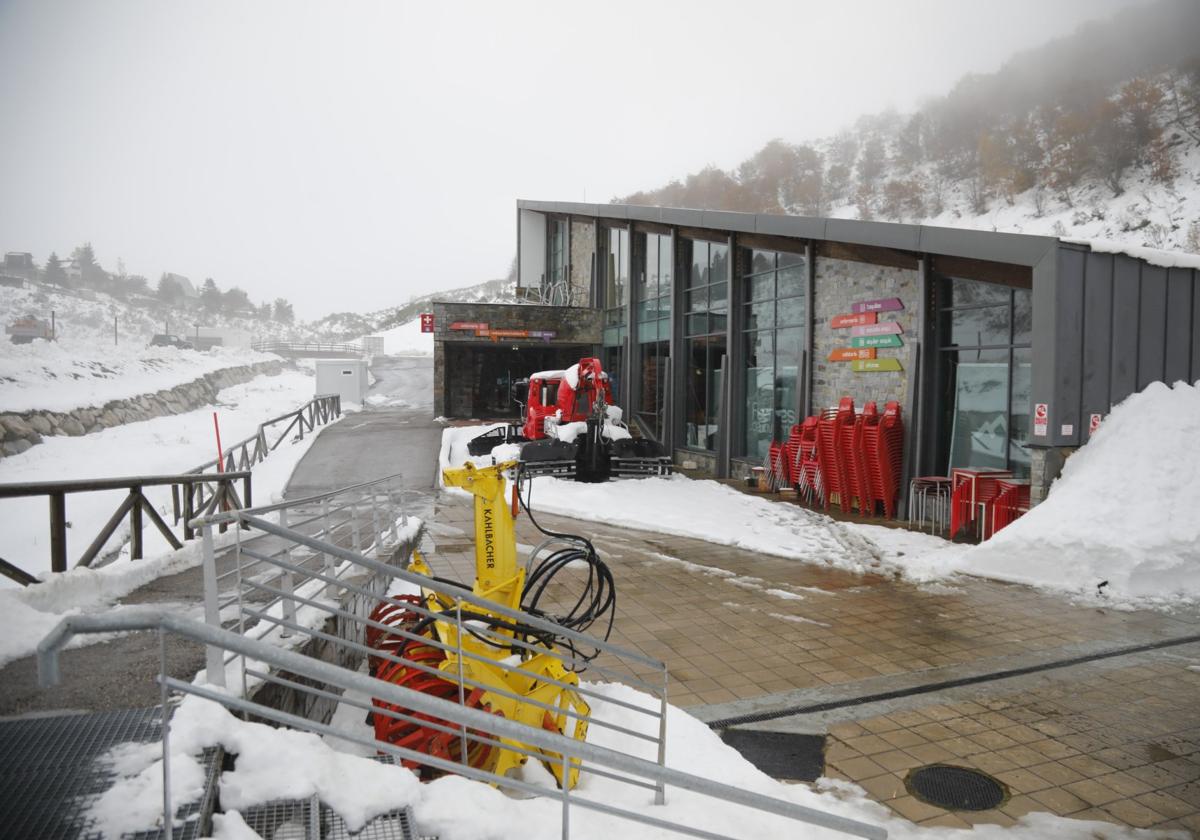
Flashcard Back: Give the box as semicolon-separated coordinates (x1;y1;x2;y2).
200;278;222;312
157;274;183;305
273;298;294;324
43;252;67;286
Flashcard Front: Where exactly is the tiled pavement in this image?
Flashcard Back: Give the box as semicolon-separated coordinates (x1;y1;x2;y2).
422;493;1200;836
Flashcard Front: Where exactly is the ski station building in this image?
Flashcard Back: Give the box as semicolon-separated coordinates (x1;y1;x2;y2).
431;200;1200;508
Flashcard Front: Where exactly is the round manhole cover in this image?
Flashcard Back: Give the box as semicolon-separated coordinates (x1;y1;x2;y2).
907;764;1006;811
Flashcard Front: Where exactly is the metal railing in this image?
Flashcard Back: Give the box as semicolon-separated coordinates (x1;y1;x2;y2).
252;341;363;358
38;609;886;840
0;471;250;585
188;394;341;475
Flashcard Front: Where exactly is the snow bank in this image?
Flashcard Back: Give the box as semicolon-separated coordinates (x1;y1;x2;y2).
0;407;334;666
439;424;882;574
371;318;432;356
0;332;277;413
964;381;1200;608
1062;237;1200;271
0;371;326;587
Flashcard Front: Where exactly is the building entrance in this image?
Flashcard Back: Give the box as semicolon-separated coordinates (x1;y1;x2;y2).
443;344;593;419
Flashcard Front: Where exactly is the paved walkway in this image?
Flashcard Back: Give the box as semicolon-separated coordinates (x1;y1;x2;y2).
422;490;1200;835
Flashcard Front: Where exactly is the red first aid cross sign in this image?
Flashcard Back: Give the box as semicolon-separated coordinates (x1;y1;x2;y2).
419;313;434;333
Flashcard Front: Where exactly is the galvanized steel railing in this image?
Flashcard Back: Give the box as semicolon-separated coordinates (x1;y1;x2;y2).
37;609;887;840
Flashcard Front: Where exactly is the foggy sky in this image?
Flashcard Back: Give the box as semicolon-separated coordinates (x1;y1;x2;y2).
0;0;1146;320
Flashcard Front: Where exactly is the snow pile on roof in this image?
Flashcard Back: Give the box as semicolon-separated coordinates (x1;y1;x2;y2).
370;318;432;356
964;380;1200;608
1062;237;1200;271
439;425;881;574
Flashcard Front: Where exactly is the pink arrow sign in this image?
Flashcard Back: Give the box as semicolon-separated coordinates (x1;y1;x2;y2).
850;321;903;337
851;297;904;314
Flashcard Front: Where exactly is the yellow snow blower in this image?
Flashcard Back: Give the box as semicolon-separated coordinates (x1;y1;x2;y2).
367;460;613;789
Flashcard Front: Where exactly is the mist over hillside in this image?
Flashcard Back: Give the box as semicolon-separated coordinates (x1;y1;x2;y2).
618;0;1200;253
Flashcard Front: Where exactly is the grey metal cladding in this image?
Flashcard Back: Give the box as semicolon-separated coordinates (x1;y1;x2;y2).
1081;252;1113;440
1030;251;1058;447
1193;269;1200;382
918;225;1055;267
660;206;704;228
562;202;597;217
1052;246;1085;446
826;218;921;251
754;213;826;240
1165;267;1193;384
1137;265;1168;389
1110;255;1141;405
700;209;756;233
627;205;663;223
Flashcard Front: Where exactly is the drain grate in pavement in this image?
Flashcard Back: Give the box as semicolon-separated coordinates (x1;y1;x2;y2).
907;764;1006;811
718;729;825;781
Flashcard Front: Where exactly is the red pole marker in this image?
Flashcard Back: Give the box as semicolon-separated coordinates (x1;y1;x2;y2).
511;483;519;518
213;412;225;472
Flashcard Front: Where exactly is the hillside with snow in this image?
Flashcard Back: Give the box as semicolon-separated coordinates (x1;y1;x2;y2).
620;0;1200;256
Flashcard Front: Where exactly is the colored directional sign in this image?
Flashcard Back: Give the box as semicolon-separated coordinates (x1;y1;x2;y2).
831;312;876;329
851;297;904;314
850;321;903;337
851;358;903;373
828;347;876;362
851;334;903;349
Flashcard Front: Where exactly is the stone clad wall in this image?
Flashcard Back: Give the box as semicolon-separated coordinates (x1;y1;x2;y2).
569;221;595;307
811;256;919;413
0;359;284;459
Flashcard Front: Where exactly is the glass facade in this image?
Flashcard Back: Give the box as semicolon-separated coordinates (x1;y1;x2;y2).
602;226;629;401
937;277;1033;476
684;239;728;451
741;249;805;461
634;232;672;439
547;218;567;303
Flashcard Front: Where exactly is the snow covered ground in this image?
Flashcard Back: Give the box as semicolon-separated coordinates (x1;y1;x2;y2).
367;317;432;356
0;370;324;587
442;380;1200;612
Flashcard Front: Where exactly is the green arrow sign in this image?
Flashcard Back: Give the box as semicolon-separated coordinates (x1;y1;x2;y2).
851;358;903;373
850;334;903;349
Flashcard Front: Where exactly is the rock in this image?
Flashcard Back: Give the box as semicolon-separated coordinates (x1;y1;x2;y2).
60;417;86;436
101;410;120;427
2;438;32;456
87;424;104;434
27;414;53;435
1;416;35;440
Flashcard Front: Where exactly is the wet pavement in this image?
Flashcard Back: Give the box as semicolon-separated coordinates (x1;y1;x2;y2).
420;487;1200;835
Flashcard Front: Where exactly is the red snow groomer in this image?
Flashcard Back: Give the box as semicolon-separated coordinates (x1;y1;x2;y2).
466;357;672;482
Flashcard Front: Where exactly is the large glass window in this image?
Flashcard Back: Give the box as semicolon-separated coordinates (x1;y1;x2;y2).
741;249;806;460
634;232;672;440
602;227;629;401
546;218;567;303
938;277;1033;476
684;239;728;451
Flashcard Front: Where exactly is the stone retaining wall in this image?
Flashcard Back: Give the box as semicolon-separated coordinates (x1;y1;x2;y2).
0;360;284;459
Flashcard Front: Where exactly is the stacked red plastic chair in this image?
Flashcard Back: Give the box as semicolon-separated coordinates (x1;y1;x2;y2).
861;401;904;519
792;417;822;505
781;424;804;490
986;478;1030;538
815;397;855;512
764;441;787;491
837;403;870;513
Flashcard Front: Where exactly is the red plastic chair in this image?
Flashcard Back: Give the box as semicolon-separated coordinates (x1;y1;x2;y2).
986;479;1030;538
816;397;855;512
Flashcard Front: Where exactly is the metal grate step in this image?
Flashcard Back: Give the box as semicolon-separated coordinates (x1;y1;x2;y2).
0;706;221;840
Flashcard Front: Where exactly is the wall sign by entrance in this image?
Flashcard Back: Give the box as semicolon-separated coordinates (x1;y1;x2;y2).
850;334;902;349
828;347;876;362
851;297;904;314
850;322;903;337
449;321;488;331
1089;413;1102;434
420;313;435;333
473;328;557;342
851;358;903;372
1033;403;1048;437
831;312;877;329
